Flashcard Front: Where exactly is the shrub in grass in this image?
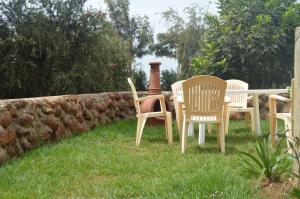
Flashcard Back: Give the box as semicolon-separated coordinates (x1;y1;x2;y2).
238;135;291;183
287;134;300;198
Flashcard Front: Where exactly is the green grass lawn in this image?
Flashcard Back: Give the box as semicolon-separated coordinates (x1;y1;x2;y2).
0;119;281;198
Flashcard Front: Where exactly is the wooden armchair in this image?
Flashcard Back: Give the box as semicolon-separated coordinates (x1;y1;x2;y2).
269;80;294;148
127;78;173;145
181;76;227;153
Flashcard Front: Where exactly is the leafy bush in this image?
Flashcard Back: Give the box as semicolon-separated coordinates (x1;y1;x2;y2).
132;67;147;91
239;135;291;182
0;0;128;98
0;0;141;98
161;69;177;91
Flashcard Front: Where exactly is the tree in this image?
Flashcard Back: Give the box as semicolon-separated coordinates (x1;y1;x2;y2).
161;69;177;91
153;5;205;79
0;0;132;98
192;0;300;88
105;0;154;58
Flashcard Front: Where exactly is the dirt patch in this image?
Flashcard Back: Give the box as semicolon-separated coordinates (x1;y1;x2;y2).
259;178;295;199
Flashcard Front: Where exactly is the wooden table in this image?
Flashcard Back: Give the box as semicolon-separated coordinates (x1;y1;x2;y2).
176;89;288;141
226;89;288;135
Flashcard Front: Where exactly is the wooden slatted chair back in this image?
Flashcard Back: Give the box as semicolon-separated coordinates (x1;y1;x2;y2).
127;78;140;114
182;76;227;123
171;80;184;104
226;79;249;108
171;81;184;96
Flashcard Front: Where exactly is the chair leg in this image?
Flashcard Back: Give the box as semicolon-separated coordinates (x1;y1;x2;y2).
188;123;194;137
250;110;255;133
284;118;293;153
269;97;277;147
199;123;205;145
269;115;277;147
225;109;230;135
181;116;188;154
166;112;173;144
207;123;212;134
216;123;225;153
136;115;147;146
244;112;251;127
164;115;168;139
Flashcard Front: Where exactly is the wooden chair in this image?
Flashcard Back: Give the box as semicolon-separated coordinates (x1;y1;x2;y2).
127;78;173;145
225;80;255;134
181;75;227;153
171;81;212;144
269;79;294;148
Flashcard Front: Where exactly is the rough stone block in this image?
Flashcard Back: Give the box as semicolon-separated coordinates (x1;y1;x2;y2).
19;113;34;126
0;130;16;146
0;112;12;128
43;115;60;131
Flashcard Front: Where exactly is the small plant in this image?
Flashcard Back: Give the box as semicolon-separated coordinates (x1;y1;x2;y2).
287;133;300;198
238;135;291;183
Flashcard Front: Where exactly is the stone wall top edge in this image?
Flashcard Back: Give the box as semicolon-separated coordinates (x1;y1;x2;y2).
0;91;175;105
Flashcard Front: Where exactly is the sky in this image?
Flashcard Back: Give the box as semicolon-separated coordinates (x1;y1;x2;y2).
85;0;218;78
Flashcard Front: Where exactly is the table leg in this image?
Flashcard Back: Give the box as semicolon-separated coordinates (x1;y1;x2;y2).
178;103;183;143
198;123;205;145
253;94;261;136
223;103;229;134
188;123;194;137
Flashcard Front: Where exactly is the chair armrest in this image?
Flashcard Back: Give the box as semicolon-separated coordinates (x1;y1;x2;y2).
137;94;165;102
137;94;167;112
269;94;291;103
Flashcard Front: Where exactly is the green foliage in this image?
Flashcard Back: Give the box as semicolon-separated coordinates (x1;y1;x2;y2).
132;67;147;91
286;133;300;198
161;69;177;91
192;0;300;88
290;188;300;198
0;0;132;98
105;0;154;58
153;6;205;79
238;135;291;182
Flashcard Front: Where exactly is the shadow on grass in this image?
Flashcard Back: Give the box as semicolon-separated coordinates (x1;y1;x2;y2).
203;134;256;145
193;145;238;155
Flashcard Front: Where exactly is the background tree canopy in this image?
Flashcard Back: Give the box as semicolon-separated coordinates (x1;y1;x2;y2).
153;6;205;79
0;0;299;98
192;0;300;88
155;0;300;88
0;0;153;99
105;0;154;58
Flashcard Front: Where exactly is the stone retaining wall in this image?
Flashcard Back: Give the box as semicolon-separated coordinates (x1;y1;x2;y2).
0;91;288;163
0;92;171;163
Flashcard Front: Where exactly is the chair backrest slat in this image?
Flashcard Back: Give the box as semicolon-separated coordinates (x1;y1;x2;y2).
226;79;249;108
182;76;226;122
